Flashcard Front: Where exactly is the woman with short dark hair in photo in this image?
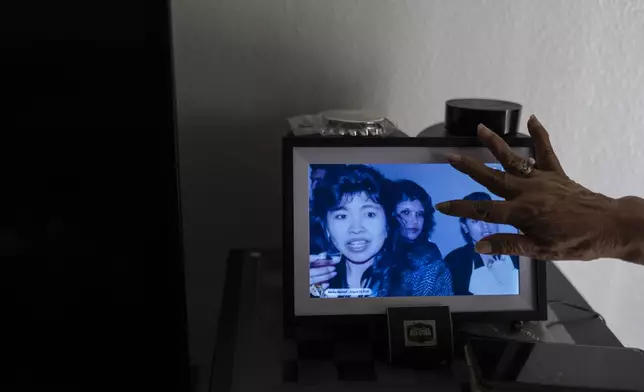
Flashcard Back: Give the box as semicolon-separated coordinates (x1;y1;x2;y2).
309;165;452;298
444;192;519;295
309;164;389;297
387;180;452;296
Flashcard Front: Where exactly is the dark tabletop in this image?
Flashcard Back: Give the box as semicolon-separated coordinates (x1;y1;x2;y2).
211;249;621;392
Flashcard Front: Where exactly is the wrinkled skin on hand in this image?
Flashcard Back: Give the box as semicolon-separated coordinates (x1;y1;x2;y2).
436;115;643;262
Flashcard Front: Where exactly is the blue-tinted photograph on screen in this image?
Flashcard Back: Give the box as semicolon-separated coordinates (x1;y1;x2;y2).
308;164;519;299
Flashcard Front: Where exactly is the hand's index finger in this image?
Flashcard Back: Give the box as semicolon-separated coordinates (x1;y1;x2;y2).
310;258;341;267
435;199;517;225
447;155;521;199
310;266;336;277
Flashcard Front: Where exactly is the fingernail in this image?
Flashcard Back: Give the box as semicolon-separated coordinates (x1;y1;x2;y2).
477;123;492;134
445;153;461;163
476;241;492;254
329;267;336;273
331;271;337;277
529;114;540;124
435;202;450;213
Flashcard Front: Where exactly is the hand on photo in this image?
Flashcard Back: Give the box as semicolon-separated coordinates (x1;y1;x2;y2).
309;252;340;285
436;115;629;262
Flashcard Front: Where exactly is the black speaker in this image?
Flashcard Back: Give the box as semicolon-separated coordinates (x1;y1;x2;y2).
445;98;522;136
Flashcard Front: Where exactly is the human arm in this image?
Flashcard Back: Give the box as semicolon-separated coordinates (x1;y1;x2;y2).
611;196;644;264
435;115;644;265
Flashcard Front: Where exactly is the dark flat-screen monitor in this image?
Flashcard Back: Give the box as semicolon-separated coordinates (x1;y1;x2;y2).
283;137;547;323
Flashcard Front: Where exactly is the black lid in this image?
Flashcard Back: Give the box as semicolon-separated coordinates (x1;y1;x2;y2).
445;98;522;136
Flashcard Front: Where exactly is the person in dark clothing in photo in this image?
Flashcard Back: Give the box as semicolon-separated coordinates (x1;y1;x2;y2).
309;164;333;196
389;179;443;265
444;192;519;296
309;164;340;255
309;165;452;298
384;179;452;296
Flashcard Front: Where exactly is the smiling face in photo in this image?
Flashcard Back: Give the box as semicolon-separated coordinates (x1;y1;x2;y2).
326;192;387;264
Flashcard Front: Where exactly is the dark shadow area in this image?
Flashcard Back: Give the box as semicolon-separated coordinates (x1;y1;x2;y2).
4;1;189;389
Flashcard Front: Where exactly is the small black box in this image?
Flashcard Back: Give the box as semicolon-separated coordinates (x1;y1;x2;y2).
387;306;453;368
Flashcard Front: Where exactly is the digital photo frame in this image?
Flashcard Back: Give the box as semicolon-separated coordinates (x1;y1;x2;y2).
282;135;547;331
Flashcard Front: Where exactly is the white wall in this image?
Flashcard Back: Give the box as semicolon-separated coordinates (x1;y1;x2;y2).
171;0;644;388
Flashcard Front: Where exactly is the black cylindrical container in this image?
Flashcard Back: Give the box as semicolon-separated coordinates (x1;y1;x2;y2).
445;98;522;136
